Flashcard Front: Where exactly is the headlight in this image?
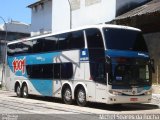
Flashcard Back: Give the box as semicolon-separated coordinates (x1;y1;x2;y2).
145;90;152;95
109;90;122;95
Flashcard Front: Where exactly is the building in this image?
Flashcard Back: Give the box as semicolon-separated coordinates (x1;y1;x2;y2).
0;20;31;85
28;0;150;36
112;0;160;83
28;0;52;36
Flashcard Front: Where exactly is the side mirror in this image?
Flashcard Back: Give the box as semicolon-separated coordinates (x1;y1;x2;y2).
150;59;155;73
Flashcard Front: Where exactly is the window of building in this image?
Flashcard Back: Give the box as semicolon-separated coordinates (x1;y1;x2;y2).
70;0;80;11
39;3;44;10
85;0;101;6
33;6;38;12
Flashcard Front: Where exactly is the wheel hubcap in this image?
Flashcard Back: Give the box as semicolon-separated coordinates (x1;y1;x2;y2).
17;87;20;95
78;91;85;103
65;89;71;101
23;86;27;96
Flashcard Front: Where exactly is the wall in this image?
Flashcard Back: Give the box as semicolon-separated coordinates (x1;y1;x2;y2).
144;32;160;84
31;0;52;36
52;0;70;32
52;0;149;32
72;0;116;28
52;0;116;32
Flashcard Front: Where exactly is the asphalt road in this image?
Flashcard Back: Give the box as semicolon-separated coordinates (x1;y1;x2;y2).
0;90;160;120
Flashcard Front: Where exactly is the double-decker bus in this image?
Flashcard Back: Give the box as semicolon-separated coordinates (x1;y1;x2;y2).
6;24;154;106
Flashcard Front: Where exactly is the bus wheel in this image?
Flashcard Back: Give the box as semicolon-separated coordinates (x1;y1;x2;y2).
16;85;22;97
22;84;29;98
63;87;72;105
76;88;87;107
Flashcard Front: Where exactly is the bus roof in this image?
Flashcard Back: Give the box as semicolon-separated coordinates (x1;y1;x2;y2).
7;24;141;45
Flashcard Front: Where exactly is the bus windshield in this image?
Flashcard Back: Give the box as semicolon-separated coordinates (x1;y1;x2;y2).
103;28;148;52
110;58;152;86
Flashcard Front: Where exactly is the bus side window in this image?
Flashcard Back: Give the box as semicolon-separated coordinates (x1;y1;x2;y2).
85;28;105;61
26;65;44;79
90;62;106;83
54;63;61;79
58;33;70;51
43;35;58;52
53;63;73;79
69;31;85;49
61;63;73;79
22;41;33;54
85;28;104;49
26;64;54;79
85;28;106;83
32;39;44;53
42;64;54;78
7;44;16;56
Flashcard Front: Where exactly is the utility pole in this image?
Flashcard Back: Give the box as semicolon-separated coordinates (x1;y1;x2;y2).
67;0;72;29
0;16;7;89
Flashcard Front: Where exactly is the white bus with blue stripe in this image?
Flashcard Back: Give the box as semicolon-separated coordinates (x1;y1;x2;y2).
6;24;154;106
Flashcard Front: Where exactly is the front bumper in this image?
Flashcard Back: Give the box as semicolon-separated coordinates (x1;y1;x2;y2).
106;94;152;104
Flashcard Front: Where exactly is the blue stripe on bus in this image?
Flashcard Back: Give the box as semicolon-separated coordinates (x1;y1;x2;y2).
7;52;61;77
106;49;149;58
26;52;61;65
29;79;53;96
8;52;61;65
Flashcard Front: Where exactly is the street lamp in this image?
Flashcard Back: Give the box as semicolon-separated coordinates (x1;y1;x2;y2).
67;0;72;29
0;16;7;89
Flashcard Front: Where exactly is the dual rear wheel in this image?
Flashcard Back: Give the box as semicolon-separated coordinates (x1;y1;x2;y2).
16;84;86;106
15;84;28;98
62;87;87;106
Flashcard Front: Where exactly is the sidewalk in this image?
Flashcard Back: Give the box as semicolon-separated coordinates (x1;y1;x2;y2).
152;85;160;94
152;94;160;105
151;85;160;105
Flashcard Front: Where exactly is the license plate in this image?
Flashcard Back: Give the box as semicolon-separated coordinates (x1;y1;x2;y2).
130;98;138;101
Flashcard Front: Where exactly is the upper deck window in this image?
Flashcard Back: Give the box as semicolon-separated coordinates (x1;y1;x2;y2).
103;28;148;52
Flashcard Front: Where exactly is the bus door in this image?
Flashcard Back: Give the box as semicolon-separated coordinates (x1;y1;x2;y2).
85;28;107;103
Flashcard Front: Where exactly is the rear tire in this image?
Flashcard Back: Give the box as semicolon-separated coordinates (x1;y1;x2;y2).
16;85;22;97
22;85;29;98
76;88;87;107
63;87;72;105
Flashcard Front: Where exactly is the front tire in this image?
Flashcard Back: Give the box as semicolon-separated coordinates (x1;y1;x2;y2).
22;85;29;98
63;87;73;105
76;88;87;106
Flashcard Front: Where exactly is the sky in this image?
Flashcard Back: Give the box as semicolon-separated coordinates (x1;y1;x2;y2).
0;0;37;24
